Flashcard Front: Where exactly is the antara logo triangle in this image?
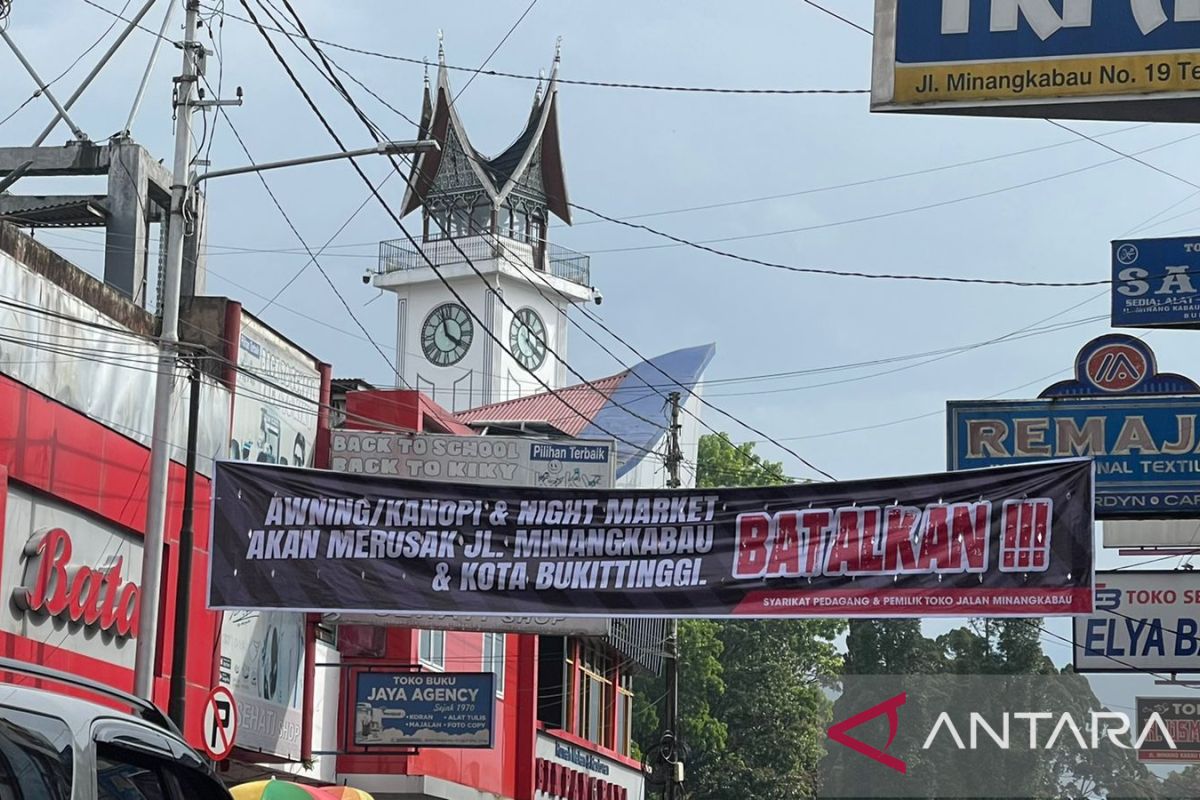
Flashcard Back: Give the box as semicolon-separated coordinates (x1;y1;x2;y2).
826;692;908;774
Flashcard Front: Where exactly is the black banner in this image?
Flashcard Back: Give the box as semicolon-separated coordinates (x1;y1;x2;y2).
207;459;1094;618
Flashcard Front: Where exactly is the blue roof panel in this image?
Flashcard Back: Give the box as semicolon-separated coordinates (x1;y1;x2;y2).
578;343;716;479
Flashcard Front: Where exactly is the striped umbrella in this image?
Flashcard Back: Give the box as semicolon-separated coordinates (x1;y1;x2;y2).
230;780;337;800
321;789;375;800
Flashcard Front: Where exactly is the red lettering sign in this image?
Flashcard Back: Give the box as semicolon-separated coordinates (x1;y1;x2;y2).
12;528;140;638
533;756;630;800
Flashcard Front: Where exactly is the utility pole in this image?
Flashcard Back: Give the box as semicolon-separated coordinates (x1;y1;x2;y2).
168;360;202;727
134;0;202;701
663;392;684;799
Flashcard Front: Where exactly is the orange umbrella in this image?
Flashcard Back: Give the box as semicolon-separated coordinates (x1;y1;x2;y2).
320;789;375;800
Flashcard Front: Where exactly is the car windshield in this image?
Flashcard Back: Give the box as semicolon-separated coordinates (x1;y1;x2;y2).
0;706;72;800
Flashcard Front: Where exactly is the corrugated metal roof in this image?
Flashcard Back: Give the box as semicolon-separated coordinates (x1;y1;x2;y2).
457;372;626;436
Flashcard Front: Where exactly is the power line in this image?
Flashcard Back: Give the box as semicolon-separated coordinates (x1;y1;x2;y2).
800;0;873;36
1048;119;1200;192
451;0;540;102
203;97;400;379
195;1;868;96
580;129;1200;257
572;123;1149;227
236;0;679;471
573;200;1107;288
267;0;839;482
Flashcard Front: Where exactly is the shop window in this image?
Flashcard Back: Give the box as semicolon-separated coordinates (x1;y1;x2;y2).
537;636;567;729
577;644;612;747
419;629;445;671
470;203;492;236
498;205;514;239
483;632;506;698
512;209;529;242
616;674;634;756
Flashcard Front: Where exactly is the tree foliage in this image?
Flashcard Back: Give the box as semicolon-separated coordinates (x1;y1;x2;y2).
634;433;845;799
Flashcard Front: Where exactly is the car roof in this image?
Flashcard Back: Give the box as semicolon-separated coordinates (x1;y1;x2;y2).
0;682;159;733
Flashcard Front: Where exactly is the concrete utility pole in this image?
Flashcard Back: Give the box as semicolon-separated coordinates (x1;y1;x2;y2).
663;392;684;800
134;0;202;701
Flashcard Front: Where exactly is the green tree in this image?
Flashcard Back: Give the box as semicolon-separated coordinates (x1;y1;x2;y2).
631;433;846;799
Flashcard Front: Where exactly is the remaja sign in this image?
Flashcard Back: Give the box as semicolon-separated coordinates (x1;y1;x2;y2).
949;336;1200;517
872;0;1200;120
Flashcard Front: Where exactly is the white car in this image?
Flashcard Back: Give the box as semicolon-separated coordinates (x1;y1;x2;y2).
0;657;232;799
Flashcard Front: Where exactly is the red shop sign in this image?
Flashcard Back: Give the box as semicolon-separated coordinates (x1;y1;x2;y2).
12;528;141;638
535;758;629;800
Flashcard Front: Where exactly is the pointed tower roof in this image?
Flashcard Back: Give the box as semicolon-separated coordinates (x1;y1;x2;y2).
401;46;571;223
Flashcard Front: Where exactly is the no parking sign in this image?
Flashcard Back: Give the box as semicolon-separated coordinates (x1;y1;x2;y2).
201;686;238;761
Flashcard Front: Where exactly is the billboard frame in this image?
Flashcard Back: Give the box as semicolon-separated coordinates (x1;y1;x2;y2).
1072;570;1200;675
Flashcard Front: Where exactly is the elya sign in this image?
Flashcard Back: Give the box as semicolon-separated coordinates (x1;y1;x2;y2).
208;459;1094;619
872;0;1200;120
1073;572;1200;673
949;335;1200;518
1112;236;1200;328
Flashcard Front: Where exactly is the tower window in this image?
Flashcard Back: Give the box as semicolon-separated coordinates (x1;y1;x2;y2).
471;202;492;236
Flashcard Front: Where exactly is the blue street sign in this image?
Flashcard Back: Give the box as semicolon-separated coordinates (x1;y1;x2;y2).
1113;236;1200;329
873;0;1200;119
354;672;495;749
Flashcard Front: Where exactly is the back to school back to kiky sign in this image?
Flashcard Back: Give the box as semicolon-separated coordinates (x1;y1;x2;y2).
873;0;1200;120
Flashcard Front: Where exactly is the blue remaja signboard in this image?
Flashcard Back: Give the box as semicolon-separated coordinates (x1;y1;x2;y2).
872;0;1200;119
353;672;494;749
949;335;1200;518
1112;236;1200;328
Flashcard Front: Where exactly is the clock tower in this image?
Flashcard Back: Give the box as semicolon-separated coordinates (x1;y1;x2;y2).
374;43;597;412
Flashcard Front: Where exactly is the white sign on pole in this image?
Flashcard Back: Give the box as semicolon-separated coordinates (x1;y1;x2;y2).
330;430;616;489
201;686;238;761
1073;571;1200;673
1103;520;1200;549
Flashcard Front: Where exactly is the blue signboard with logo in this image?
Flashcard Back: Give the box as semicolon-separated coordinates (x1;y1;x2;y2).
353;672;494;749
1112;236;1200;329
949;336;1200;518
873;0;1200;119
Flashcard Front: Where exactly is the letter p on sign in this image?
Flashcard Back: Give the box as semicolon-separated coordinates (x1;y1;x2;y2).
201;686;238;761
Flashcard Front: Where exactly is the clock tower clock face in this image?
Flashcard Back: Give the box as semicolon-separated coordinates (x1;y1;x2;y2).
421;303;474;367
509;307;547;371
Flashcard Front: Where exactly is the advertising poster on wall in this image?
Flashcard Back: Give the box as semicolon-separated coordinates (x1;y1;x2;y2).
208;458;1095;619
330;430;615;489
219;313;322;760
353;672;494;748
218;610;306;760
229;315;322;468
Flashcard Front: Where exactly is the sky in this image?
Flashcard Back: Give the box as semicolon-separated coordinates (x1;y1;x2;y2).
0;2;1195;685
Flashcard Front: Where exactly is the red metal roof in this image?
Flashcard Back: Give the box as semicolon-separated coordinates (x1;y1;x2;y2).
456;372;626;436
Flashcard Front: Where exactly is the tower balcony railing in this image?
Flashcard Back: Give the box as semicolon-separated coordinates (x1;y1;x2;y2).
377;233;591;288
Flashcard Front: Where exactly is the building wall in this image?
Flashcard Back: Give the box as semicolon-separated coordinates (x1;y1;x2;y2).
0;370;220;751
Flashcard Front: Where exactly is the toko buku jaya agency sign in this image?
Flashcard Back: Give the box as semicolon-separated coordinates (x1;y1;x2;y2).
207;458;1094;619
872;0;1200;121
949;334;1200;518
